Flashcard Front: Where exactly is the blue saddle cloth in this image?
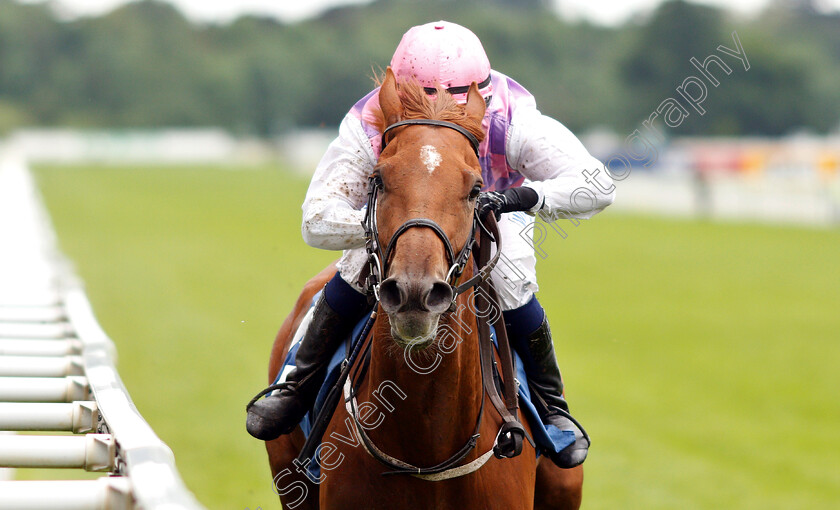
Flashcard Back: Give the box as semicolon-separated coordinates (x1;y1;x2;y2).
274;292;576;473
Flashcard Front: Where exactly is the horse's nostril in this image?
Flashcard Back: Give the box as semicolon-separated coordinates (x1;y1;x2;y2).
379;278;404;313
425;281;454;313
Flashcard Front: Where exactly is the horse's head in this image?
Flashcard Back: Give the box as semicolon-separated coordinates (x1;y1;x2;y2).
372;67;486;349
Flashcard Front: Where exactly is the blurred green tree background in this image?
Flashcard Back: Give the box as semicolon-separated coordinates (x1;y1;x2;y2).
0;0;838;137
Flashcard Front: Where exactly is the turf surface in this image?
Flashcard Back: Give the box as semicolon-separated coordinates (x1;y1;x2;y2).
31;164;840;509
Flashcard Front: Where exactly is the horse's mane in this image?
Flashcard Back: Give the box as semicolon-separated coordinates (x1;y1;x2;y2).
373;78;486;144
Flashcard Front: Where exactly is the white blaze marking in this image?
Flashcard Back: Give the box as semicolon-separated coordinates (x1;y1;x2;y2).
419;145;442;174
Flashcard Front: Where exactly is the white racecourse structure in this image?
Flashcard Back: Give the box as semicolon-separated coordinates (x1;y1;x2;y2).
0;156;204;510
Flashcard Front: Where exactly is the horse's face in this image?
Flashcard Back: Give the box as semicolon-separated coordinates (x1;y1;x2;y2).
374;68;486;349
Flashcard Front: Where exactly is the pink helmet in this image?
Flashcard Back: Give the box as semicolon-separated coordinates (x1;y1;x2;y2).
390;20;492;104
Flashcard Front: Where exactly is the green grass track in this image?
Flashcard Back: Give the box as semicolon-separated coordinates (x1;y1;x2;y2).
30;164;840;509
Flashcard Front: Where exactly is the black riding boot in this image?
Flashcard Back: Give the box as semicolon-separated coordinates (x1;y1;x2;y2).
511;316;590;468
246;292;358;440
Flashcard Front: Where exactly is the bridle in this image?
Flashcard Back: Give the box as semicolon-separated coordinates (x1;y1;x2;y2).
362;118;496;305
345;118;531;480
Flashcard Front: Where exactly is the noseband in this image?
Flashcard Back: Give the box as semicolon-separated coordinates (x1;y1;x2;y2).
362;119;496;303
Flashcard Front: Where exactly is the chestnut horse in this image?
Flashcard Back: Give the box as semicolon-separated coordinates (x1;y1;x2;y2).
263;69;583;509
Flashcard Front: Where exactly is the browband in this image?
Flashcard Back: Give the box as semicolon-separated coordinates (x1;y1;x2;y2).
381;119;481;157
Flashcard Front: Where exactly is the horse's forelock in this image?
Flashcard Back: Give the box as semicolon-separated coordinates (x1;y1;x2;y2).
373;78;485;144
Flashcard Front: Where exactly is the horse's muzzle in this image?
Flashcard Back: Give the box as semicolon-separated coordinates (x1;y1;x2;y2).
379;275;452;348
378;276;453;315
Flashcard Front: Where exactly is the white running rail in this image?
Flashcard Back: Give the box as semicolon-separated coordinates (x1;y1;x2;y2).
0;156;204;510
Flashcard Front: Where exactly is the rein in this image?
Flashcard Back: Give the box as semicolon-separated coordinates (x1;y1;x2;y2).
352;118;531;479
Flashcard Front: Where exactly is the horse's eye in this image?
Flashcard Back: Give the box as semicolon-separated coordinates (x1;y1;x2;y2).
373;175;384;190
469;185;481;200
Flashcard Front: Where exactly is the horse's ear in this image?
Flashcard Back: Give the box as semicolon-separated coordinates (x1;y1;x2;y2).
379;67;403;126
464;81;486;124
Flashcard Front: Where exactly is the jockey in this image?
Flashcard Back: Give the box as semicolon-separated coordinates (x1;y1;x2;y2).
247;20;614;469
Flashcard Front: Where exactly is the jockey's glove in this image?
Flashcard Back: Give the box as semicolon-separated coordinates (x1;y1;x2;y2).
477;186;540;220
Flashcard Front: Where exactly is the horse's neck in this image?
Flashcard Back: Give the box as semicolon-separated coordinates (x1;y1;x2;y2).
361;292;482;464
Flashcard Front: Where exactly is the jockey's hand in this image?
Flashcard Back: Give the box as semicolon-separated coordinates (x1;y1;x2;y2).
477;186;539;220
